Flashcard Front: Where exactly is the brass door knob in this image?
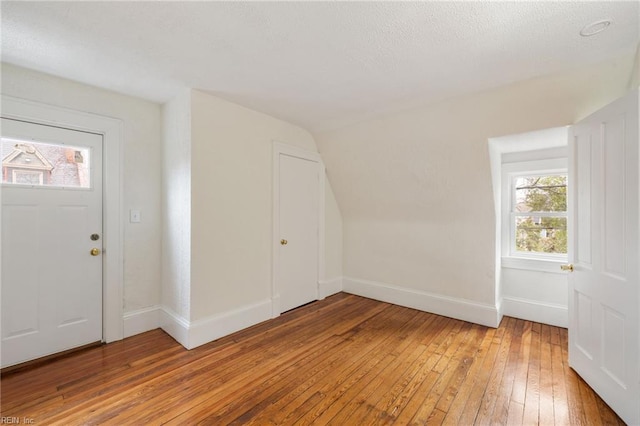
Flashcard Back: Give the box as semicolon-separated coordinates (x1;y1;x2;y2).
90;248;101;256
280;239;288;245
560;264;574;272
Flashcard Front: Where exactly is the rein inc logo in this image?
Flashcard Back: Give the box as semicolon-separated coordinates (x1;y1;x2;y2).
0;418;35;424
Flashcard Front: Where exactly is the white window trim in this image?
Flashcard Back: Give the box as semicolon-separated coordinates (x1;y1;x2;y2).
501;158;568;273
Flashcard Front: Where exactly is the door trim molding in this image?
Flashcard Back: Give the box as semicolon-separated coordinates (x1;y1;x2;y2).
1;95;124;343
272;142;325;317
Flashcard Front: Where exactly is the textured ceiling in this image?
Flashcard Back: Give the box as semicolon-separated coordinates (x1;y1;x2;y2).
1;1;638;132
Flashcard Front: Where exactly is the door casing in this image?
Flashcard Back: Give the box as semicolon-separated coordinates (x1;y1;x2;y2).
1;95;124;344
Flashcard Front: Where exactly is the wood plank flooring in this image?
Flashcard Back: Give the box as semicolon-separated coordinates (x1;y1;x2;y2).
0;293;624;425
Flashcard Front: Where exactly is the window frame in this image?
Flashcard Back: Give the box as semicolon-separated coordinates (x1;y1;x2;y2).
501;158;568;272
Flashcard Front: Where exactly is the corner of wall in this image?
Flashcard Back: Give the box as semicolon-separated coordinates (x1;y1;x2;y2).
496;296;505;327
161;90;192;321
158;299;274;350
319;277;343;299
160;306;190;348
324;174;343;285
158;90;344;348
488;138;503;313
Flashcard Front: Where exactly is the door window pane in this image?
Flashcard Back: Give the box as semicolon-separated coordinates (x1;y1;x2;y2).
1;138;91;188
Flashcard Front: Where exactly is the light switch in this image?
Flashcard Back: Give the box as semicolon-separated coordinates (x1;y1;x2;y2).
130;209;141;223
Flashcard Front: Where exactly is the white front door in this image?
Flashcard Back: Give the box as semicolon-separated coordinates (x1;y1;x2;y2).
277;151;320;313
568;90;639;425
1;118;103;368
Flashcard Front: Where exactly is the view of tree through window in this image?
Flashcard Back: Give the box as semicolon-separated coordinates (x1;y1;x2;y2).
513;175;567;255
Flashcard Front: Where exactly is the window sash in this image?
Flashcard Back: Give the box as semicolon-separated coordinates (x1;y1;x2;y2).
509;211;567;258
499;155;569;270
510;174;567;214
511;211;567;218
508;173;567;259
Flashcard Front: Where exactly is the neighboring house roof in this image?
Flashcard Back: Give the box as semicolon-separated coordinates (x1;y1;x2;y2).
2;143;54;171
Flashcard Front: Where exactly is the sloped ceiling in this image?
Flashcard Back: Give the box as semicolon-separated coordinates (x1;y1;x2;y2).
314;53;634;305
1;1;638;132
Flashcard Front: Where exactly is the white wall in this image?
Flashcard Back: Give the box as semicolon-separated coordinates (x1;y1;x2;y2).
161;91;192;319
324;179;343;281
0;68;343;348
630;43;639;90
501;269;568;327
1;63;162;314
491;134;569;328
315;53;634;326
159;89;343;348
189;89;322;321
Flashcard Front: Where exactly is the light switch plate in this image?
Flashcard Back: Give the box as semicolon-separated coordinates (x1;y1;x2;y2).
130;209;141;223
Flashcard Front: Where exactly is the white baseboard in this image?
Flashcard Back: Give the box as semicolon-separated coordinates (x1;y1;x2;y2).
501;296;568;328
319;277;343;299
343;277;500;328
123;305;162;338
160;307;190;348
160;299;273;350
188;299;272;349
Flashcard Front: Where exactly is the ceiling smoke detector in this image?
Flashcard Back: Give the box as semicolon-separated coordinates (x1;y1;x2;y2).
580;19;611;37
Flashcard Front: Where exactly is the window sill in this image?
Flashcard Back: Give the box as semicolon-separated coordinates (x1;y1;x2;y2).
501;256;567;274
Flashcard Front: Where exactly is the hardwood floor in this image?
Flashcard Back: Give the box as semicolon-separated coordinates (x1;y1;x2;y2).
1;293;624;425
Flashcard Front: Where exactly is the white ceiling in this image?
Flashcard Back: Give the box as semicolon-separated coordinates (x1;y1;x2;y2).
1;1;638;132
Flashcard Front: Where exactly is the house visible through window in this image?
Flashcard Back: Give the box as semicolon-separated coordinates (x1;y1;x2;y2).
1;138;91;189
511;174;567;257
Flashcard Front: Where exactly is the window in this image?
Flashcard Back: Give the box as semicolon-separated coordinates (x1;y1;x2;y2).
501;157;568;270
1;138;91;189
511;174;567;257
12;169;44;185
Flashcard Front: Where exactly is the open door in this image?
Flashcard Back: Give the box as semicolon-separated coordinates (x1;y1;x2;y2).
568;90;639;425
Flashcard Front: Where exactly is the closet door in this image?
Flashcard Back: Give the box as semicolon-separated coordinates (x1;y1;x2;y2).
274;144;323;313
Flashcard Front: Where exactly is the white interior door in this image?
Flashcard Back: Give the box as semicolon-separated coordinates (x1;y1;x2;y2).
277;152;320;313
568;90;639;425
1;118;103;368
